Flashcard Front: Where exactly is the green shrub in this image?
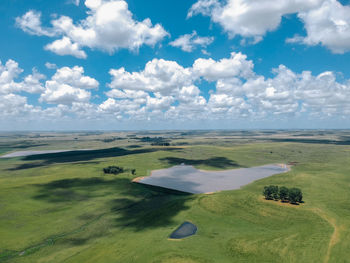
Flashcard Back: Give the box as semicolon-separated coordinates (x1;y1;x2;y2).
103;166;124;175
279;186;289;202
263;185;278;200
289;188;303;204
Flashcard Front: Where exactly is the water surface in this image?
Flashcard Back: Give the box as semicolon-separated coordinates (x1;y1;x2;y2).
138;164;289;194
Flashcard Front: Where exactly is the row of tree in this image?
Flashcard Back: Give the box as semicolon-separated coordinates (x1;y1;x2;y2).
103;166;136;175
263;185;303;204
103;166;124;175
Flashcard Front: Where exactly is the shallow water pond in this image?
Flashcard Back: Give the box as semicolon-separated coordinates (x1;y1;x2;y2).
138;164;289;194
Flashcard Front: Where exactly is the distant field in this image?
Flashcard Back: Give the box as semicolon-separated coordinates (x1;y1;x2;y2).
0;130;350;262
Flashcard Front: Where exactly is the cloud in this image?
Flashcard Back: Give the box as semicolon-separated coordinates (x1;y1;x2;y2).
40;82;91;105
45;37;87;59
45;62;57;69
188;0;321;40
146;94;174;110
21;69;46;93
40;66;98;104
287;0;350;54
0;59;23;94
16;0;168;58
192;52;254;81
187;0;350;53
187;0;219;18
106;89;148;100
169;31;214;52
0;59;45;94
98;98;142;118
3;54;350;127
108;59;193;95
104;52;350;120
0;60;44;119
103;58;208;119
16;10;56;37
15;10;56;37
104;53;252;119
208;94;248;116
51;66;98;89
0;59;100;123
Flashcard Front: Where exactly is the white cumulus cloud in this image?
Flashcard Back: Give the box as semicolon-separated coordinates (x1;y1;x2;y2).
188;0;322;40
15;10;55;37
193;52;254;81
287;0;350;54
16;0;168;58
40;66;99;105
169;31;214;52
187;0;350;53
45;37;87;59
0;59;45;94
108;59;193;95
3;54;350;127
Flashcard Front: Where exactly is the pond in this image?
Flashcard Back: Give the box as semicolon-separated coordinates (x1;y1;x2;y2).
137;164;289;194
169;221;197;239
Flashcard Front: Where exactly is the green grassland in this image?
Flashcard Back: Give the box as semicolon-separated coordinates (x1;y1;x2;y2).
1;131;350;262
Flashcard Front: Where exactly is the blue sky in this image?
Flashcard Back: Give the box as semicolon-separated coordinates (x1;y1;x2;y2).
1;0;350;130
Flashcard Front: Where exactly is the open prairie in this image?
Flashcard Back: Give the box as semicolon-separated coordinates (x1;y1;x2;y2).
1;130;350;262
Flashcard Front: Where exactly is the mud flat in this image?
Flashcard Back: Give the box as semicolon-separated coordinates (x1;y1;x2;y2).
137;164;289;194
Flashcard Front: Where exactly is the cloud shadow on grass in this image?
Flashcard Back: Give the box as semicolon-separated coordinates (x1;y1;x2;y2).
33;176;193;232
8;147;182;170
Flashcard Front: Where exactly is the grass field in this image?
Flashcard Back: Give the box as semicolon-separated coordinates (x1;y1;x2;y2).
0;131;350;262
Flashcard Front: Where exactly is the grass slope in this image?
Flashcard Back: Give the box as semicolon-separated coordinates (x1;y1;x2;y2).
0;138;349;262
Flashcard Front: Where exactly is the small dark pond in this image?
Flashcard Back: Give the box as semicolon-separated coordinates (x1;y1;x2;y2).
169;221;197;239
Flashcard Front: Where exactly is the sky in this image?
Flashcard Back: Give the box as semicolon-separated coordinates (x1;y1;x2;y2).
1;0;350;130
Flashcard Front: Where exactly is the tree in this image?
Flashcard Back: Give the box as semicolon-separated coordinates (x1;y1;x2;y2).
279;186;289;202
271;185;279;200
131;169;136;175
263;186;273;200
263;185;303;204
263;185;278;200
289;188;302;204
296;188;303;203
103;166;124;175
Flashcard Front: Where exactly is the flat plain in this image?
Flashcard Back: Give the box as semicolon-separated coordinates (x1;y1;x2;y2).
0;130;350;262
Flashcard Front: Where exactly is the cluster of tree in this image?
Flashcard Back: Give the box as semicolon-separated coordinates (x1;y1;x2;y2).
263;185;303;204
103;166;137;176
103;166;124;175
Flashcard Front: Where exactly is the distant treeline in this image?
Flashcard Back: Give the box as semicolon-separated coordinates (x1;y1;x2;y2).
138;137;171;146
263;185;303;204
101;137;124;143
150;141;170;146
139;136;167;142
100;135;175;146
